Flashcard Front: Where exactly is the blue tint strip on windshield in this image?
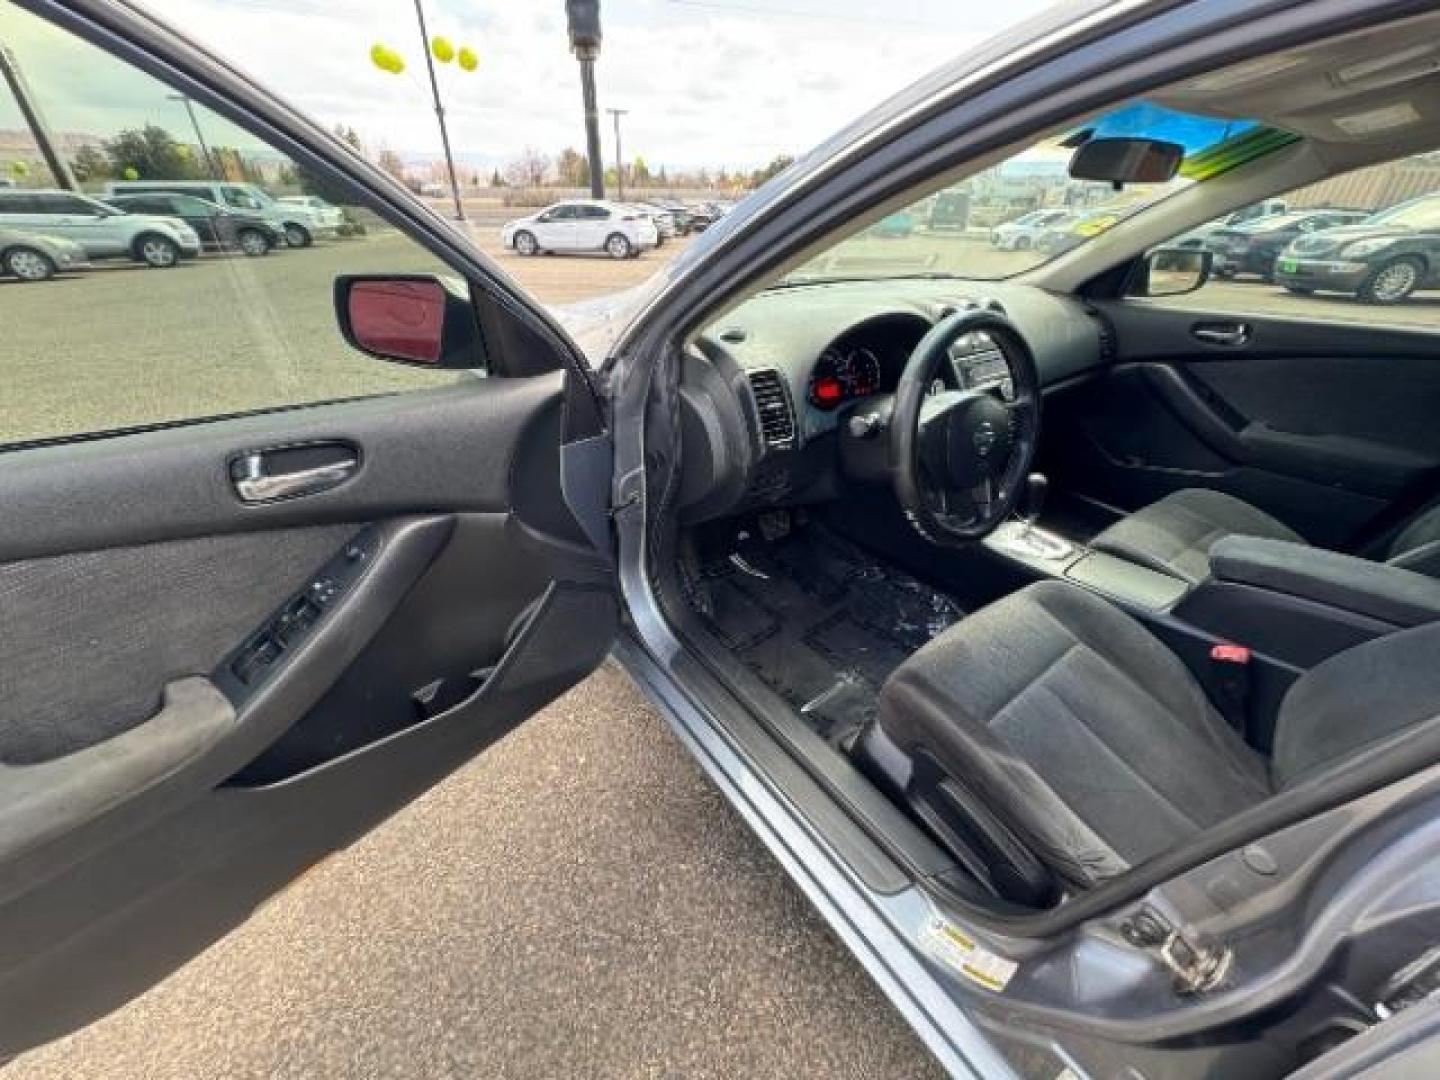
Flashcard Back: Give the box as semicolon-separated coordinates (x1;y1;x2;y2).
1080;102;1259;156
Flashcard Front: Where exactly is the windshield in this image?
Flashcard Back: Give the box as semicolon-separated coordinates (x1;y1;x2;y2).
783;102;1297;283
1369;198;1440;229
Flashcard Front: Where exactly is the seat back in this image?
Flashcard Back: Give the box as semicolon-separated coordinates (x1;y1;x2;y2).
1273;620;1440;789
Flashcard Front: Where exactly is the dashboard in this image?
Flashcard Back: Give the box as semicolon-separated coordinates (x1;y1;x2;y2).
676;277;1106;523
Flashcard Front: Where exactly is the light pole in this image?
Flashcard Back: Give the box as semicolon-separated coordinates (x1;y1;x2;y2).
167;93;219;179
0;42;78;190
607;107;627;201
565;0;605;198
411;0;465;220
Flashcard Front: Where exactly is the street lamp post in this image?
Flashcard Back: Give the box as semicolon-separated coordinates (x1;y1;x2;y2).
565;0;605;198
607;107;628;202
0;42;78;190
167;93;219;179
411;0;465;221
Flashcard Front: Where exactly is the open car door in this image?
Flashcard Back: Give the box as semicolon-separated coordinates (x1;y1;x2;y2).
0;0;616;1056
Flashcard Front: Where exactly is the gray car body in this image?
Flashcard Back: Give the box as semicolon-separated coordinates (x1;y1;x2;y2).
0;227;91;277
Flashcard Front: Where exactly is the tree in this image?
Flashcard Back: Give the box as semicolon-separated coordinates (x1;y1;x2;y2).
749;153;795;188
632;155;651;186
103;125;201;182
555;147;589;187
71;144;110;183
377;148;406;182
504;147;551;188
490;167;505;188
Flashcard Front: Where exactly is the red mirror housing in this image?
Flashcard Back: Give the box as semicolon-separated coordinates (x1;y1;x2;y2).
334;273;486;369
347;279;445;364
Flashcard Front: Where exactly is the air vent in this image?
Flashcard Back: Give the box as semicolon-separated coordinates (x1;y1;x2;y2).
748;369;795;448
1087;306;1117;363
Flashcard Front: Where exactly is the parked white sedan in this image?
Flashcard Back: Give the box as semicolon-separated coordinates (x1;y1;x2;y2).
501;200;658;259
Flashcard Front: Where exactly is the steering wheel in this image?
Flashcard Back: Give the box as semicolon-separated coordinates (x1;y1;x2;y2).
890;308;1041;546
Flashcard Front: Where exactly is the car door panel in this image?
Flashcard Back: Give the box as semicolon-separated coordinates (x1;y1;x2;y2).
1045;301;1440;547
0;371;616;1056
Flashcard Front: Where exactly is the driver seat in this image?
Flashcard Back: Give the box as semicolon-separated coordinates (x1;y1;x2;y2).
855;580;1440;905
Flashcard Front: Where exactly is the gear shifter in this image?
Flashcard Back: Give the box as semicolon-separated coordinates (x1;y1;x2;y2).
1019;473;1048;530
998;472;1071;560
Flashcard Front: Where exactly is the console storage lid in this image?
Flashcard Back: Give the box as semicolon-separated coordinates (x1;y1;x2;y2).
1209;536;1440;629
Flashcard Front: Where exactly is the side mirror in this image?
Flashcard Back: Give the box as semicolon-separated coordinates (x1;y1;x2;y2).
1070;137;1184;186
1129;247;1212;297
334;274;487;369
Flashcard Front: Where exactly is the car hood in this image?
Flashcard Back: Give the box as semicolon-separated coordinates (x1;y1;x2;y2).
1286;223;1426;255
546;285;654;367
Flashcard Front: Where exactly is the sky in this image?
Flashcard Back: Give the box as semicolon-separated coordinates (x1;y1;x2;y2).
3;0;1060;172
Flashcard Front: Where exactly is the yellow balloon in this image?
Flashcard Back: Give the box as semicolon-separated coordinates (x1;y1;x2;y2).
371;43;405;74
431;35;454;63
457;46;478;72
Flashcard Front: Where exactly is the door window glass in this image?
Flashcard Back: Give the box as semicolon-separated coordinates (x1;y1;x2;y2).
0;4;460;447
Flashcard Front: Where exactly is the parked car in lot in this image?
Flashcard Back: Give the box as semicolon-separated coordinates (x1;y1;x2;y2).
645;199;691;235
104;192;282;256
0;188;199;267
990;208;1077;250
1206;209;1366;280
1274;193;1440;303
870;210;916;238
277;195;346;230
501;200;658;258
624;203;674;245
685;202;719;231
104;180;338;247
0;227;90;281
1170;197;1290;248
1035;206;1123;254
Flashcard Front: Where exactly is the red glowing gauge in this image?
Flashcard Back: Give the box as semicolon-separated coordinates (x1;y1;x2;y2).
811;376;845;408
809;346;882;410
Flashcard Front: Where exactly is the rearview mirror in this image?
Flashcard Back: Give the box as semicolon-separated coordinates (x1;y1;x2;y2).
334;274;487;368
1129;247;1212;297
1070;137;1184;185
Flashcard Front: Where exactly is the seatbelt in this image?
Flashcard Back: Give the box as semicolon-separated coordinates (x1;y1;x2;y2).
1209;643;1251;730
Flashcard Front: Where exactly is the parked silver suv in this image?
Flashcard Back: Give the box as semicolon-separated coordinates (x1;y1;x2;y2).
0;189;200;267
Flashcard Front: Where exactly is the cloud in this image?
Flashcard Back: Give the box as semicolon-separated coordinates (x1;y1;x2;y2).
6;0;1056;170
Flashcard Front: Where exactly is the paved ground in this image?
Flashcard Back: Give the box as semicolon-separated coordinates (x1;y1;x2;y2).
7;665;948;1079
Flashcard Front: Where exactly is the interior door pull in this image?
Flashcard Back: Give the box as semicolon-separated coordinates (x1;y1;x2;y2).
233;449;357;503
1192;322;1251;347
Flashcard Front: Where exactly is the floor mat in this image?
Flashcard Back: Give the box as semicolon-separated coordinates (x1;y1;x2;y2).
688;523;965;749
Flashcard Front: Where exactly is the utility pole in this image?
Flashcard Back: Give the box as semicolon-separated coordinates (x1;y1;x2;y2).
412;0;465;220
565;0;605;198
0;42;78;190
167;93;219;179
607;107;628;202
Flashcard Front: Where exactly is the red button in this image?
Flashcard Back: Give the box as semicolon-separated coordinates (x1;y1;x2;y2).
1211;643;1251;664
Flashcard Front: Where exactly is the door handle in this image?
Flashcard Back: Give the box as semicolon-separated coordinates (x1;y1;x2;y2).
232;447;358;503
1192;322;1251;347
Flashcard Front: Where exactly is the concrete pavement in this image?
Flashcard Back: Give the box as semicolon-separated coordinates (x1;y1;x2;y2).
8;664;946;1079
